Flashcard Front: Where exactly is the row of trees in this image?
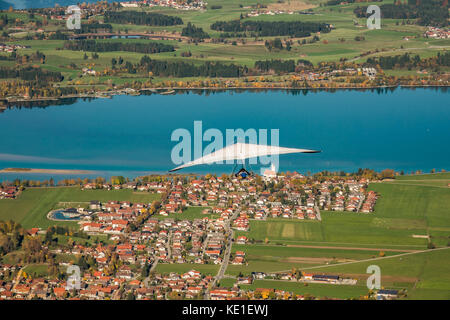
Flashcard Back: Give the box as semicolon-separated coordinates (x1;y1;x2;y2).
104;10;183;26
63;40;174;54
210;20;331;37
264;38;287;51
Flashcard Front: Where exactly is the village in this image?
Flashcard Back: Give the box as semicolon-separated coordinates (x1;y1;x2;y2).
423;27;450;39
0;169;390;300
0;185;19;199
121;0;207;11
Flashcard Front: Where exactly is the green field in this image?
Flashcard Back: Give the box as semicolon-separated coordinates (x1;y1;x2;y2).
23;263;50;278
226;242;422;276
238;219;324;242
0;187;160;229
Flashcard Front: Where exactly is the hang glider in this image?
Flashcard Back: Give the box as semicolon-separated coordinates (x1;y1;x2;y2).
169;142;320;172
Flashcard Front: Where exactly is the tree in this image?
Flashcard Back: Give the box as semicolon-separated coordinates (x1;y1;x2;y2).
380;169;395;179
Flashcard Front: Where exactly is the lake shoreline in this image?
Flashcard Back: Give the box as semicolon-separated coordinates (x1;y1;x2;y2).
2;84;449;104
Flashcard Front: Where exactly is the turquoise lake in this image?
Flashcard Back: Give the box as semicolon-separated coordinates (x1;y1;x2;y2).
0;88;449;181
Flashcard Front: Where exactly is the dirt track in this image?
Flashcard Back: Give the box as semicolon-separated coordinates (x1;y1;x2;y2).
282;257;356;264
286;244;419;253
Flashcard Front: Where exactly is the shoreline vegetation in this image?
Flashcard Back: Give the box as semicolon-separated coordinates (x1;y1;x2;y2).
0;168;96;174
1;84;448;105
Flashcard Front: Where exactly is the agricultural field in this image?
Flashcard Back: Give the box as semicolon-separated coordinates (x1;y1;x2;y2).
301;248;450;300
226;241;426;276
0;187;160;229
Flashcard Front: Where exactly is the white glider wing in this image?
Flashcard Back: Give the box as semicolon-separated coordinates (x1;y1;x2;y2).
169;142;320;172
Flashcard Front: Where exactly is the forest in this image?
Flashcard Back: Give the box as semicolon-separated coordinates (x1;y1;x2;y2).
210;20;332;37
181;23;210;40
255;59;297;73
354;0;450;27
255;59;314;73
0;66;63;82
104;10;183;26
78;23;113;34
136;55;247;78
366;51;450;69
63;40;175;54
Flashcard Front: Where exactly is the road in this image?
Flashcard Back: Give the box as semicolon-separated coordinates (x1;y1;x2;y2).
204;209;240;299
356;194;365;213
314;205;322;221
143;257;159;288
167;230;173;259
12;266;25;292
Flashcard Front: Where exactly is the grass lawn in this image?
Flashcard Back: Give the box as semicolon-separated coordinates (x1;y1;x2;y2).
52;234;112;246
153;206;217;221
23;263;49;278
0;187;160;229
218;278;237;288
154;263;219;275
